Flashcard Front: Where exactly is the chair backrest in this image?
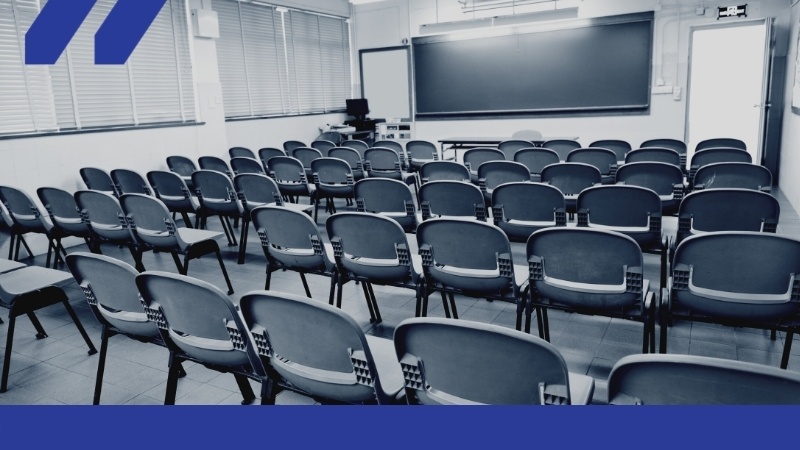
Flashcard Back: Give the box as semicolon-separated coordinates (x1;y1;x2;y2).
406;140;438;161
291;147;323;170
311;140;336;154
328;147;363;172
527;227;643;309
353;178;415;231
136;271;264;372
677;189;780;238
608;354;800;405
311;157;353;185
239;290;390;403
577;185;661;226
463;147;504;173
394;317;574;405
690;147;752;170
419;181;485;221
576;185;661;246
419;161;470;183
317;131;343;145
640;138;686;155
251;205;326;271
589;139;632;162
696;137;746;151
234;173;283;213
491;182;566;241
671;231;800;320
373;140;404;156
120;194;181;249
166;155;197;178
416;218;516;294
74;190;134;242
541;139;581;161
257;147;286;170
192;170;240;215
326;211;415;281
111;169;151;196
540;162;601;196
80;167;118;196
514;148;560;176
38;186;91;236
693;162;772;191
624;147;682;167
230;157;265;175
229;147;255;159
65;252;158;338
511;129;543;141
497;140;533;160
477;160;531;192
146;170;194;211
267;156;308;184
566;147;617;175
198;156;233;178
342;139;369;158
283;140;307;153
0;185;47;231
364;147;402;174
615;162;684;196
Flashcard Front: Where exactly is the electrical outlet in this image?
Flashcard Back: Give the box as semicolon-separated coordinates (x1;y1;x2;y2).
652;85;673;95
673;86;682;101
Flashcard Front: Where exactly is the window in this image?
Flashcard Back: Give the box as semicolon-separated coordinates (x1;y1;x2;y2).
0;0;195;136
214;0;351;119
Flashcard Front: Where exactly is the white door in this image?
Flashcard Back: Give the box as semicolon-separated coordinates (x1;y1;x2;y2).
685;20;771;163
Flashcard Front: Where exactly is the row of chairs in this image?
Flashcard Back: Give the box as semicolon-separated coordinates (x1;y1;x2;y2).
0;182;236;293
419;157;769;217
498;136;744;164
61;248;800;405
233;136;743;179
64;250;585;405
3;248;795;405
252;205;657;351
461;145;764;188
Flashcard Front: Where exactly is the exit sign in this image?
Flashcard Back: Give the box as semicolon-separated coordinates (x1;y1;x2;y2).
718;4;747;19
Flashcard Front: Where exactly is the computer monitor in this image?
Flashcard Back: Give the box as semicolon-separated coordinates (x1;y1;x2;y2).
346;98;369;120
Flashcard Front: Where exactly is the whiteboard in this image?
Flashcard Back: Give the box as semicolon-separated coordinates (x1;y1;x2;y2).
359;47;412;121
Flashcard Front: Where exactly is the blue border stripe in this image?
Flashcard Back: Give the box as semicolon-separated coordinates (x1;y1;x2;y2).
94;0;167;64
0;406;797;448
24;0;97;65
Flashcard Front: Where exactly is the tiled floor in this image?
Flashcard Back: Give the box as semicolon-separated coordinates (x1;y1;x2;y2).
1;188;799;405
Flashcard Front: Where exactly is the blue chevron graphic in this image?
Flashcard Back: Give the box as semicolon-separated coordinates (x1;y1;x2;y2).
25;0;97;65
95;0;167;65
25;0;167;66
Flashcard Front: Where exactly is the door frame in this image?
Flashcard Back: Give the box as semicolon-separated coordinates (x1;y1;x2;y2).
684;18;773;162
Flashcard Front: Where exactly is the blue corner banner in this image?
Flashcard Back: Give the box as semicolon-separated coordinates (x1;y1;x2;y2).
25;0;167;65
0;406;798;449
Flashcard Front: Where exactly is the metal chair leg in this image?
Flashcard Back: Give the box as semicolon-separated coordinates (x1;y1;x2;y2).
62;299;97;355
781;331;794;370
93;326;111;405
1;315;16;392
233;373;256;405
164;353;182;405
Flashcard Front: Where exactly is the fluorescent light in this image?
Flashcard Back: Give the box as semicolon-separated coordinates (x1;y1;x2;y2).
419;6;578;35
349;0;387;4
460;0;558;13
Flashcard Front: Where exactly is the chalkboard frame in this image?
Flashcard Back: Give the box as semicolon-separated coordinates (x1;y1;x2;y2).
412;12;654;119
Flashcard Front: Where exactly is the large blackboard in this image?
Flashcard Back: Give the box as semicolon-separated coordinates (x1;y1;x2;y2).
413;13;653;117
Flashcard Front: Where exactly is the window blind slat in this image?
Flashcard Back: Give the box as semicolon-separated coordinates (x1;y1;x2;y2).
2;0;195;134
213;0;349;119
